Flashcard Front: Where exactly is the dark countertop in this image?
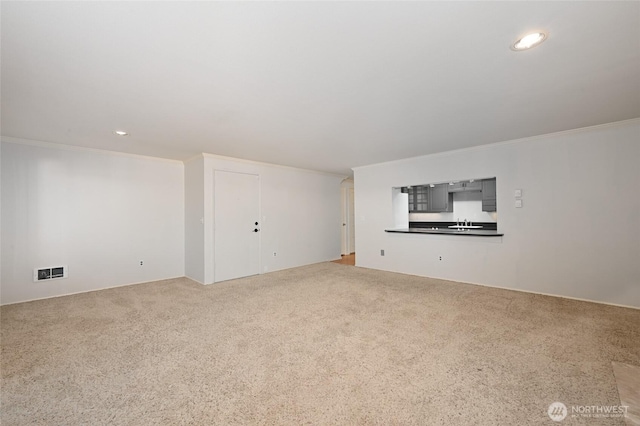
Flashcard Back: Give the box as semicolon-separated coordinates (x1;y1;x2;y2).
385;228;503;237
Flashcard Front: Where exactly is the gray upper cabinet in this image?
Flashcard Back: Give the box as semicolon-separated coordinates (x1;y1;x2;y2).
407;186;429;212
405;177;496;213
428;183;453;212
407;184;453;213
448;182;464;192
448;181;482;192
482;178;497;212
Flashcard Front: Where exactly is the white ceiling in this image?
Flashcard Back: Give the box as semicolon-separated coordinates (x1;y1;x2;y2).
2;1;639;175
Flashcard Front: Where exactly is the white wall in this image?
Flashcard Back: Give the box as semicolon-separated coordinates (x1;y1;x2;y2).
1;141;185;305
353;119;640;308
184;156;205;283
183;154;344;284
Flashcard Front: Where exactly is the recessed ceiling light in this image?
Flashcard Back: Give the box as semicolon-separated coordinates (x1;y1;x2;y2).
113;130;128;136
511;32;547;51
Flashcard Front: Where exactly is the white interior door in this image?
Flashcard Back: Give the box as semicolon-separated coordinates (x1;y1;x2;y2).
214;171;260;282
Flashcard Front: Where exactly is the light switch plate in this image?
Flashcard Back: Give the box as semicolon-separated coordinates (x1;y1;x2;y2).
515;189;522;198
515;199;523;208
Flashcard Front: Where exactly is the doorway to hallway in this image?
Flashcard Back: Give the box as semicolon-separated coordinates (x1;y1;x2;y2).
332;253;355;266
340;178;355;265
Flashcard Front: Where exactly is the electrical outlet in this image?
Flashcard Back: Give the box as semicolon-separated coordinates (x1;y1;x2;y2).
140;260;144;266
439;256;442;261
273;252;277;257
380;249;385;256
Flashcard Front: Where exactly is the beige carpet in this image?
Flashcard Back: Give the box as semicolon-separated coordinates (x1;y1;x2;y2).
2;262;639;425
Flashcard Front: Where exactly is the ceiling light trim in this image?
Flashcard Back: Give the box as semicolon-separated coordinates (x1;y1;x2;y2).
511;31;548;51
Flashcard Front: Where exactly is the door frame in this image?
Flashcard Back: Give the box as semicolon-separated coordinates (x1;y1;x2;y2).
340;178;355;255
212;169;262;282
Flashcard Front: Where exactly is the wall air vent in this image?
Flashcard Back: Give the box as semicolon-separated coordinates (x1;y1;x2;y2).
34;266;68;282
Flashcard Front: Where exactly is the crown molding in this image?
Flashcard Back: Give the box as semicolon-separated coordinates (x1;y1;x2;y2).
352;118;640;171
0;136;184;165
201;152;347;179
